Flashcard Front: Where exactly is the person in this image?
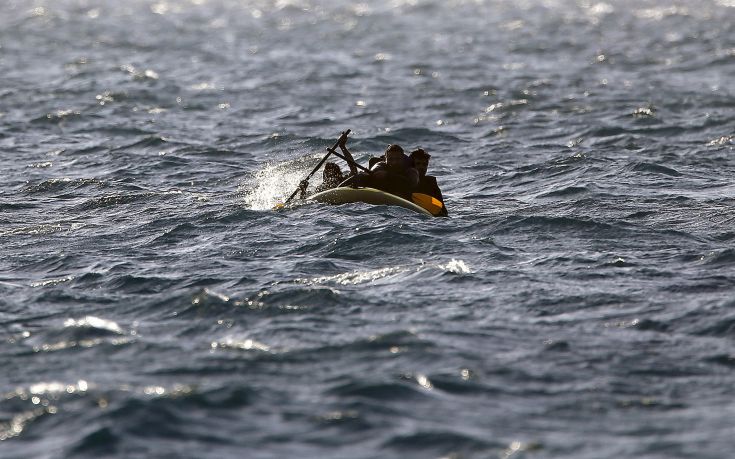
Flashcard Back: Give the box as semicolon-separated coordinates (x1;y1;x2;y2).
341;143;419;200
298;131;359;199
409;148;448;216
298;162;347;198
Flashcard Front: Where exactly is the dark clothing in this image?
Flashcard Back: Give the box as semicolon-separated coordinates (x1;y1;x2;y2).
365;162;419;200
313;178;342;194
338;148;420;201
370;155;415;171
299;174;352;199
415;175;443;202
415;175;448;216
368;156;384;169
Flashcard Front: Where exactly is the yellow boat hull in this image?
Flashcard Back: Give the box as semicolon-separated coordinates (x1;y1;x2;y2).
308;187;434;216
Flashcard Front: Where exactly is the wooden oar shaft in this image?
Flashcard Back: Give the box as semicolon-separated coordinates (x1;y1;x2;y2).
325;147;371;173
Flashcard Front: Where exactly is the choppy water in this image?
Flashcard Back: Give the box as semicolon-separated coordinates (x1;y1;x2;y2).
2;0;735;457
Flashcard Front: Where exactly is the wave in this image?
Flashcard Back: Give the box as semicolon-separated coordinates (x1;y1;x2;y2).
21;316;131;354
316;226;428;259
159;285;347;322
110;135;170;151
106;274;181;295
704;354;735;369
75;191;181;210
1;381;247;456
258;286;345;309
66;426;120;457
164;288;239;320
30;109;88;124
297;265;409;286
496;214;626;236
699;249;735;267
382;430;495;455
0;223;71;237
23;178;106;195
215;329;436;366
631;162;682;177
329;380;430;400
495;152;598;191
536;185;590;198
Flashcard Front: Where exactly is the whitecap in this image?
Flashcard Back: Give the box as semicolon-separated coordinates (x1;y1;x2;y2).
211;336;271;352
63;316;124;335
298;265;407;285
30;276;74;288
437;258;473;274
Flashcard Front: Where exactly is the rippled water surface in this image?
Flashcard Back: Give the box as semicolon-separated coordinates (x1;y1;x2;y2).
2;0;735;457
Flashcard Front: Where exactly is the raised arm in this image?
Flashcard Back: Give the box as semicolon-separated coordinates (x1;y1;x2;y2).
298;179;309;199
338;132;359;177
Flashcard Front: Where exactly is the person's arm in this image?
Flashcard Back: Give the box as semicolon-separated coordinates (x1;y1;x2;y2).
338;133;359;177
368;156;384;170
431;177;444;203
298;179;309;199
370;163;388;181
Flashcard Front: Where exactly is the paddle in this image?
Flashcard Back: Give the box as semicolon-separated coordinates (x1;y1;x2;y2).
411;193;444;216
279;129;351;207
324;147;370;173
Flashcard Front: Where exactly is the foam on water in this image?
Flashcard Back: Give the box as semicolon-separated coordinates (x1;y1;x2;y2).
240;154;326;210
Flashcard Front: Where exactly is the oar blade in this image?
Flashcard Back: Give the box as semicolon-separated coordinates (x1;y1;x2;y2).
411;193;444;216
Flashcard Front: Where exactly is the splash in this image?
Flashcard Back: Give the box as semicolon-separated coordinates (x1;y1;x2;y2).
438;259;473;274
240;154;325;210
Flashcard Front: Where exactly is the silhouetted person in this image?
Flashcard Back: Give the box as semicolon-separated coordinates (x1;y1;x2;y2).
299;162;347;198
410;148;448;216
341;143;419;200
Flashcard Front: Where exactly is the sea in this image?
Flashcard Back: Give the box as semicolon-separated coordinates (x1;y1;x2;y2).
1;0;734;458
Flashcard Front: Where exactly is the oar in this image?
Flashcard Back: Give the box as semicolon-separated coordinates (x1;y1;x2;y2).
280;130;351;206
324;147;370;173
411;193;445;216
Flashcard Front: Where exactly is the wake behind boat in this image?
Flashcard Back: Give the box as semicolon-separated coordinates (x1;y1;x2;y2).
308;186;434;216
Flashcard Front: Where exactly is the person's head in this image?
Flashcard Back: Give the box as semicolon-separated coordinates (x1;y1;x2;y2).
323;162;343;184
409;148;431;177
384;144;405;171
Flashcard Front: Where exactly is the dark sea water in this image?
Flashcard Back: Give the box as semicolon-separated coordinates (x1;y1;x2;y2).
2;0;735;457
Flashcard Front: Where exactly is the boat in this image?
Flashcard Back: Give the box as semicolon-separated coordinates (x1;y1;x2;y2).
308;187;437;216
